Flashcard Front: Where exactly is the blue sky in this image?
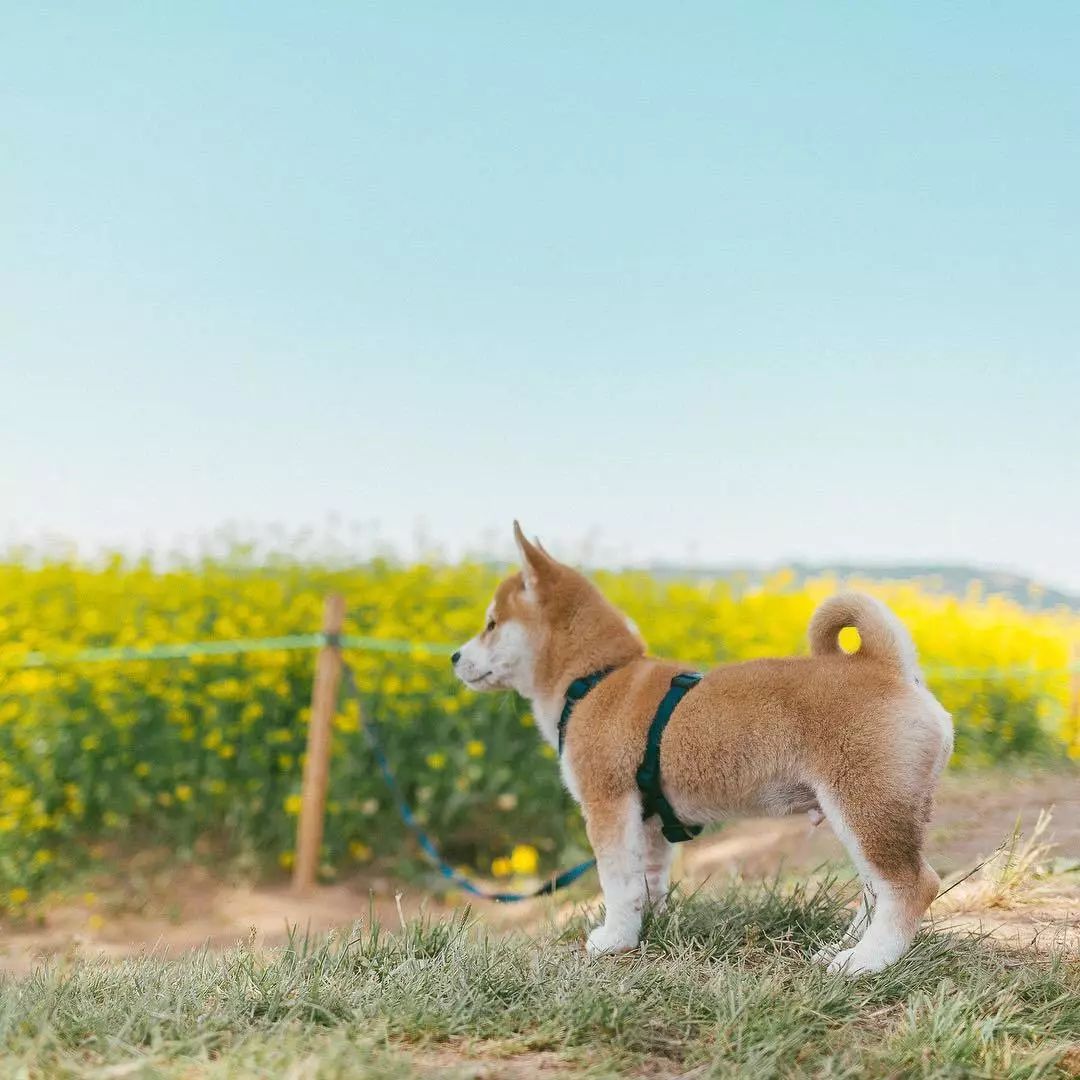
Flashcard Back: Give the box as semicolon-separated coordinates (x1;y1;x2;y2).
3;4;1078;586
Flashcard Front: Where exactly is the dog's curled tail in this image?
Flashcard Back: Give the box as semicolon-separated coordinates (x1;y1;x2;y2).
808;592;922;684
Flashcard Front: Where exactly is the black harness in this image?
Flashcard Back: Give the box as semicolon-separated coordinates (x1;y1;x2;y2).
558;668;704;844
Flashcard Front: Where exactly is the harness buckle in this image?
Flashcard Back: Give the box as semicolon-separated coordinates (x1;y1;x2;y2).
662;822;703;843
671;671;702;690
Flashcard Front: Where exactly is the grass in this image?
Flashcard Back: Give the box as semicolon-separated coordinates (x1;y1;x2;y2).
936;808;1063;915
1;881;1077;1079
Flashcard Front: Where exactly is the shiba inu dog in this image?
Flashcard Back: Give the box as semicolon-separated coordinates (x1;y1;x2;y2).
452;523;953;975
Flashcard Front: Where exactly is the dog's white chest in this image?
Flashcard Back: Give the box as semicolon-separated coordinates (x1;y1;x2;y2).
532;695;583;803
558;755;583;802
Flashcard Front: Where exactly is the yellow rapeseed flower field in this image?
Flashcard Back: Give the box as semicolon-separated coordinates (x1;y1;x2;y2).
0;555;1076;908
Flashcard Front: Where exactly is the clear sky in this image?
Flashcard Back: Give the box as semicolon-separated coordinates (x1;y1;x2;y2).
3;4;1078;587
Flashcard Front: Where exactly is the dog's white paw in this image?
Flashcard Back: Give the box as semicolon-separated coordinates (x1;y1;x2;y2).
826;945;891;977
811;942;840;966
825;947;856;974
585;923;638;956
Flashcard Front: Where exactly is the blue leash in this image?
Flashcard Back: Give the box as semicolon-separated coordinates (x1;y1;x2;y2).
340;661;596;902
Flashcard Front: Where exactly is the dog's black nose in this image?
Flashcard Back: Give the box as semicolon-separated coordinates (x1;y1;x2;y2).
451;651;461;665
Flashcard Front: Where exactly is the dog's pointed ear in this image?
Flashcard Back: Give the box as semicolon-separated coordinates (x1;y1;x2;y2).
513;520;553;593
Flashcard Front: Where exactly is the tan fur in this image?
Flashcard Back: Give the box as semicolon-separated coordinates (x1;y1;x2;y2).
457;524;954;970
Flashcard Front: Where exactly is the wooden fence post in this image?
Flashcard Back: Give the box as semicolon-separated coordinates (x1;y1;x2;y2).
293;593;346;893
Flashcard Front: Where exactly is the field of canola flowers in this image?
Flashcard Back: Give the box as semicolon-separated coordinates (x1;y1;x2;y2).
0;554;1077;911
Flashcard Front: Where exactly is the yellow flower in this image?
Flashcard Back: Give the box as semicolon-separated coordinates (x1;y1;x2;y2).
5;787;30;808
349;840;373;861
510;844;539;876
8;887;29;906
540;744;556;760
520;713;535;728
491;857;512;878
134;762;151;777
425;752;447;771
175;784;193;803
32;849;54;866
80;734;100;751
333;711;360;734
284;794;304;815
466;740;485;758
278;850;295;869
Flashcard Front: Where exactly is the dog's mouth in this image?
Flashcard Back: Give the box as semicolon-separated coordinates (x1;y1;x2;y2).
463;670;495;689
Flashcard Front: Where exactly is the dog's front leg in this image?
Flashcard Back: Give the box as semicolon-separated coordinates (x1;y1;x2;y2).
584;794;649;956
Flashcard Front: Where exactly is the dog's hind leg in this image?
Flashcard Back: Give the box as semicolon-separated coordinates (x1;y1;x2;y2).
584;793;651;955
643;816;674;912
812;881;873;964
814;786;940;975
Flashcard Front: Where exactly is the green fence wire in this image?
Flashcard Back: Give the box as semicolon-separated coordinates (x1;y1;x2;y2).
0;633;454;671
0;633;1074;681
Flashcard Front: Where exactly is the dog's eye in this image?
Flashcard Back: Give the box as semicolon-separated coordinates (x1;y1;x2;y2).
486;618;496;633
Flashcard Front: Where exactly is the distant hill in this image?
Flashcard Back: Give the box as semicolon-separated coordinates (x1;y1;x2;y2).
642;561;1079;613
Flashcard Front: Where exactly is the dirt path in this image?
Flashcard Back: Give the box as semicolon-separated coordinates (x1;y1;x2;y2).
2;771;1076;973
684;769;1080;880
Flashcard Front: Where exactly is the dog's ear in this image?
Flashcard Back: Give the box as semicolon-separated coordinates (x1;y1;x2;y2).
513;520;554;593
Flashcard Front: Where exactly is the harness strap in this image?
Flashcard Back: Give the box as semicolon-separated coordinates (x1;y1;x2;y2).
558;667;615;754
635;671;704;843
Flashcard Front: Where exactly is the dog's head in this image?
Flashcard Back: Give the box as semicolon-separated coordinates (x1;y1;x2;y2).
451;522;645;699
